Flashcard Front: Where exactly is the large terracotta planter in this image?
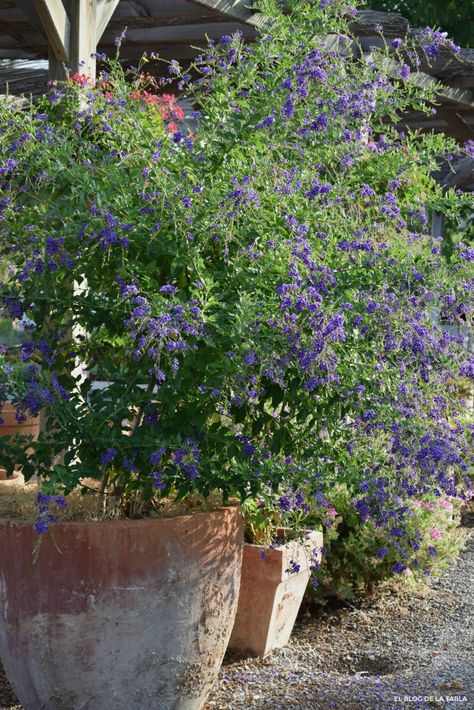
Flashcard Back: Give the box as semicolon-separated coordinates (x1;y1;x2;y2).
0;505;243;710
228;529;323;657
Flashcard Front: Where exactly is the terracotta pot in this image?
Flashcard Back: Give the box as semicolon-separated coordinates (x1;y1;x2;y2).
0;505;243;710
0;402;40;481
0;402;40;440
228;529;323;657
0;471;23;485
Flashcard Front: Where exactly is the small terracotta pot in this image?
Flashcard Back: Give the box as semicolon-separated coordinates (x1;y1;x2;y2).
0;402;40;483
228;529;323;657
0;504;243;710
0;402;40;440
0;471;23;484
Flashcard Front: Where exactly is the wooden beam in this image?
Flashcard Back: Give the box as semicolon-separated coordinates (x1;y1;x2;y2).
188;0;253;23
350;10;409;37
100;21;257;46
375;56;474;110
96;0;120;41
12;0;45;33
435;157;474;189
0;48;43;58
435;107;474;143
98;44;209;60
33;0;70;62
411;71;474;109
47;43;65;80
105;13;236;30
186;0;269;29
17;19;258;53
0;20;35;34
70;0;98;77
445;75;474;89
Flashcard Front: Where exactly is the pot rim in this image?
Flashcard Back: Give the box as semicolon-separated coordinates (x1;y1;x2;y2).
244;527;323;552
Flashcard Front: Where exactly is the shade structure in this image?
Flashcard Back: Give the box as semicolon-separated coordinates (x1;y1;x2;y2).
0;3;473;169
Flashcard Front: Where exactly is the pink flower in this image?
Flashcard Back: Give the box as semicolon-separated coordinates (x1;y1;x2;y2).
438;500;453;510
413;500;435;510
327;508;338;517
429;529;442;540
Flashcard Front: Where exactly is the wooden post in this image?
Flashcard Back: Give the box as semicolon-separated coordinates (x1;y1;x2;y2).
70;0;98;79
48;45;66;81
96;0;121;43
431;210;444;238
24;0;99;81
34;0;71;62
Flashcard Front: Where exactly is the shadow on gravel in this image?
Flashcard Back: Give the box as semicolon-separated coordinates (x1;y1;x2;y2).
461;500;474;528
344;655;398;676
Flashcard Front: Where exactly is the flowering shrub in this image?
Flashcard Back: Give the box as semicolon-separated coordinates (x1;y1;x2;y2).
0;0;472;589
305;485;466;599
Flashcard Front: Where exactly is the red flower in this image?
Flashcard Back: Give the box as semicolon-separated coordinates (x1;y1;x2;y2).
70;72;92;87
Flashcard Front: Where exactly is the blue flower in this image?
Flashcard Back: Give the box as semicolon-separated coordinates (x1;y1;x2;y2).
152;472;166;490
159;284;178;296
150;448;166;466
392;561;406;573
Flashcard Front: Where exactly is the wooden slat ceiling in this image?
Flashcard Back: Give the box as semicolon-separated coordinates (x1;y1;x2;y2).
0;0;258;59
0;4;473;180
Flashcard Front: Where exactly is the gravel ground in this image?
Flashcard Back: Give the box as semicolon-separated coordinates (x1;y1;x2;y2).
1;509;473;710
205;510;474;710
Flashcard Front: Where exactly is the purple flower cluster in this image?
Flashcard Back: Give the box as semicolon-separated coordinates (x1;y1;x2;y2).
119;279;204;382
172;439;201;480
420;26;460;58
35;492;67;534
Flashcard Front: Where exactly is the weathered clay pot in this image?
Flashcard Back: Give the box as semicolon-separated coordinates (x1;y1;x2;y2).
0;402;40;440
0;402;40;481
0;505;243;710
0;471;23;484
228;529;323;657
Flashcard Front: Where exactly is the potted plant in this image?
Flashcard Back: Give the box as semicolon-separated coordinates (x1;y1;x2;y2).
228;493;323;657
0;62;245;710
0;2;472;709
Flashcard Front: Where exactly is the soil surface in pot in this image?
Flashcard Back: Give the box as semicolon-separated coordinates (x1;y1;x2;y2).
0;485;226;523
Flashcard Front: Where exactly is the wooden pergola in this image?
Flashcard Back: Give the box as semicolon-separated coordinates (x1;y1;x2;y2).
0;1;261;73
0;3;473;185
